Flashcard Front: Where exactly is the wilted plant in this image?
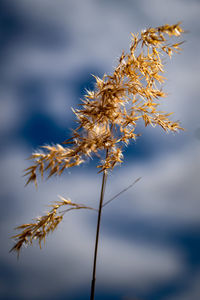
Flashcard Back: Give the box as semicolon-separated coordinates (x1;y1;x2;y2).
11;23;184;300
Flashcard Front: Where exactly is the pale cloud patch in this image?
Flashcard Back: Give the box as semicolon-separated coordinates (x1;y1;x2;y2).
107;142;200;226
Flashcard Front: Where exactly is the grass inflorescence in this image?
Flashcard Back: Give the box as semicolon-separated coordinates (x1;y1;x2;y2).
11;24;184;289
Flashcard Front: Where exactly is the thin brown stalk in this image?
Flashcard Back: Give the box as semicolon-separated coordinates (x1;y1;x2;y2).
90;166;108;300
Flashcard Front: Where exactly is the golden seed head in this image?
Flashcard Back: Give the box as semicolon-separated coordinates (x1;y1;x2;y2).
11;23;184;256
24;23;184;186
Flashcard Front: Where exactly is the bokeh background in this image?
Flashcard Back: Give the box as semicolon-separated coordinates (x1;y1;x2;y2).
0;0;200;299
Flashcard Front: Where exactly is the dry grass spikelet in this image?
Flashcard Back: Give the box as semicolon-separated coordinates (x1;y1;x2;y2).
10;196;95;257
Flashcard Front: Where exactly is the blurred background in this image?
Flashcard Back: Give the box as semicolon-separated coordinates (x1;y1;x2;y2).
0;0;200;299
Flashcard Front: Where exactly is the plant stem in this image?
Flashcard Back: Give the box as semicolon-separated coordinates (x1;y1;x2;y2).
90;168;108;300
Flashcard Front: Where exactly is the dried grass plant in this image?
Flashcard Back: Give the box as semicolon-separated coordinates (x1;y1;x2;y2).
11;23;184;300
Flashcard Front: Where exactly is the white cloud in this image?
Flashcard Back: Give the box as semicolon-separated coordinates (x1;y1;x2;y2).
3;0;133;78
140;0;200;24
0;87;24;133
97;236;183;290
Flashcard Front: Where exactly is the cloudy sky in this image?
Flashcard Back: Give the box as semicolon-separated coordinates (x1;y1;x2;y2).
0;0;200;299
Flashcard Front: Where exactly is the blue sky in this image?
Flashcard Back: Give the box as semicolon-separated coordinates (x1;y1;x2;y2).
0;0;200;299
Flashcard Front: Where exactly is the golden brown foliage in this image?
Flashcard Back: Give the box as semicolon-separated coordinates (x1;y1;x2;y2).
10;196;95;257
24;23;184;187
11;23;184;255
